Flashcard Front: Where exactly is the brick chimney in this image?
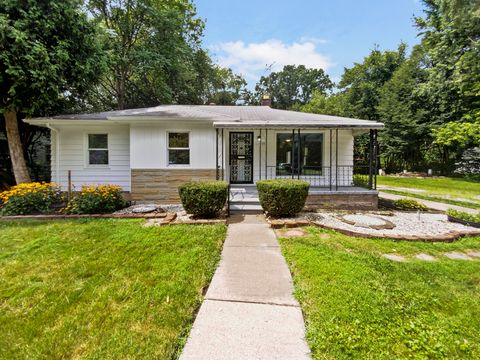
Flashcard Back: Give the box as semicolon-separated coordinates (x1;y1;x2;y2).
261;94;272;107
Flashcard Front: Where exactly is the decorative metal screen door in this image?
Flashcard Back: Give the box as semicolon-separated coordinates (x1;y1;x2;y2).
229;132;254;184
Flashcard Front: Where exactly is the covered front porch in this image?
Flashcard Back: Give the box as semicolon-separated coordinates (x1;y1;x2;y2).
214;127;379;190
212;124;379;212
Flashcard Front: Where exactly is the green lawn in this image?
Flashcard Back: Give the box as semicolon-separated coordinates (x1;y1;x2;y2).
0;219;226;359
377;176;480;209
280;228;480;359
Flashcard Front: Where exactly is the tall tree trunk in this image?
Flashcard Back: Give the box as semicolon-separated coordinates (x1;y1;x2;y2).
4;109;31;184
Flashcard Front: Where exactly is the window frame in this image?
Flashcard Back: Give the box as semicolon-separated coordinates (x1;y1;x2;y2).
167;131;190;167
85;132;110;168
274;131;325;176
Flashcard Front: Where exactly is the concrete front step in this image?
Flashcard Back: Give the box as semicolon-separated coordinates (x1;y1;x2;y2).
229;203;263;213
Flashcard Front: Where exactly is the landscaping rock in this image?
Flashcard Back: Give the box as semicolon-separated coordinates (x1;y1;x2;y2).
132;205;159;213
382;254;406;262
444;252;472;260
270;220;285;229
415;253;436;261
282;229;308;237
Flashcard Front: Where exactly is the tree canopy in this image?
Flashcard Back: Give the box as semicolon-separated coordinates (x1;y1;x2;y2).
298;0;480;174
86;0;246;109
253;65;333;109
0;0;105;183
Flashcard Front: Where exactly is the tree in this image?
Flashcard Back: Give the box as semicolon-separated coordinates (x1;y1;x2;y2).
0;0;104;184
376;45;432;171
415;0;480;126
338;44;407;120
88;0;235;109
297;91;348;116
204;67;247;105
254;65;333;109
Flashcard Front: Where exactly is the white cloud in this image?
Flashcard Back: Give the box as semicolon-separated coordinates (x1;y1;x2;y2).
210;39;333;86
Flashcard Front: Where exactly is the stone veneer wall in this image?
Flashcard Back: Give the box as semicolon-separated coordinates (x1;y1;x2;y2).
305;192;378;210
131;169;218;203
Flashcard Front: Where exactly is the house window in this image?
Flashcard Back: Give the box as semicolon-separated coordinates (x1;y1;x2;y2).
276;133;323;175
88;134;108;165
168;132;190;165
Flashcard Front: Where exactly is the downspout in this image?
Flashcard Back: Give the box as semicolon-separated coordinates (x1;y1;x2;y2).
46;123;60;184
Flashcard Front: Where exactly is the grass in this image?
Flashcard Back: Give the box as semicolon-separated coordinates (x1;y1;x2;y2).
0;219;226;359
279;227;480;359
377;176;480;209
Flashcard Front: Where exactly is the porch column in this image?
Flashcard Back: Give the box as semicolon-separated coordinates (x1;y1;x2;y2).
265;129;268;179
259;128;262;180
297;129;301;180
216;128;219;180
335;129;339;191
329;129;333;191
221;129;225;180
368;129;378;190
374;129;378;190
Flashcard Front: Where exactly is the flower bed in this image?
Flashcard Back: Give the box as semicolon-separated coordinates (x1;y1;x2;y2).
0;182;63;215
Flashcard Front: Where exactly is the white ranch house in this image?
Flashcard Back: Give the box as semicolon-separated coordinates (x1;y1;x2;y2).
26;105;383;210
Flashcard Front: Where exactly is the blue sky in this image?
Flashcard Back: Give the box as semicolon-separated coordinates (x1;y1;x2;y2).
195;0;425;87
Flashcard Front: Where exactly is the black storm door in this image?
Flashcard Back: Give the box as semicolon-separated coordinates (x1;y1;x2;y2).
229;132;254;184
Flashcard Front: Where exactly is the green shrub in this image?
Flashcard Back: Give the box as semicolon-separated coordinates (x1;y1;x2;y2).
447;209;480;223
65;184;127;214
0;182;63;215
179;181;228;218
256;179;310;217
393;198;428;211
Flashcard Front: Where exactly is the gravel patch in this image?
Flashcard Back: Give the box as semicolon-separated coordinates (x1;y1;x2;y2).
313;212;480;237
114;204;184;215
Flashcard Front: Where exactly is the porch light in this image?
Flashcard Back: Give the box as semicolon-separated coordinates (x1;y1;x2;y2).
257;135;262;143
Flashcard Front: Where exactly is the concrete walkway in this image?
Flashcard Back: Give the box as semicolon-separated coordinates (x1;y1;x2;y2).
379;191;479;215
180;214;311;360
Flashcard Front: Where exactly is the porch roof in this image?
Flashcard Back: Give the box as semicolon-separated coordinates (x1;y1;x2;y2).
26;105;384;129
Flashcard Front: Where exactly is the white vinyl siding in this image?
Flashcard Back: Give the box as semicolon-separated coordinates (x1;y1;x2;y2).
130;123;216;169
51;125;130;191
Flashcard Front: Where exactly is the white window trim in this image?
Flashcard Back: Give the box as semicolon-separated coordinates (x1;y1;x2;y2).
167;131;190;167
85;132;110;168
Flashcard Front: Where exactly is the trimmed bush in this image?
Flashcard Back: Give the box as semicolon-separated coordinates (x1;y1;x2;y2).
256;179;310;217
65;184;127;214
393;198;428;211
0;182;63;215
179;181;228;218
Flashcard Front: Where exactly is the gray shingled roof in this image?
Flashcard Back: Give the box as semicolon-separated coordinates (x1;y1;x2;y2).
27;105;384;129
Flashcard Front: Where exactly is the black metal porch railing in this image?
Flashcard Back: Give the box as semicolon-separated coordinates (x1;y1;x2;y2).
265;165;376;190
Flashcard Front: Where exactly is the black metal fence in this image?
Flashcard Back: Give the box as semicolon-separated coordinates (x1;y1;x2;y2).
264;164;376;190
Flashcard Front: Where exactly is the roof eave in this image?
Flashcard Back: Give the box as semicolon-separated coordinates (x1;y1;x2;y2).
212;122;385;129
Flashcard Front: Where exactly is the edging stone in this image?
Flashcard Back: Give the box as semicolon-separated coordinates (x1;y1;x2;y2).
0;212;168;220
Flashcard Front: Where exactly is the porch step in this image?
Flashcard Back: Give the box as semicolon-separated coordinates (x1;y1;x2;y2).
229;203;263;214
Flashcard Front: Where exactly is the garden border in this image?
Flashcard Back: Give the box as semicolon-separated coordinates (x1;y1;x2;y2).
267;218;480;242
